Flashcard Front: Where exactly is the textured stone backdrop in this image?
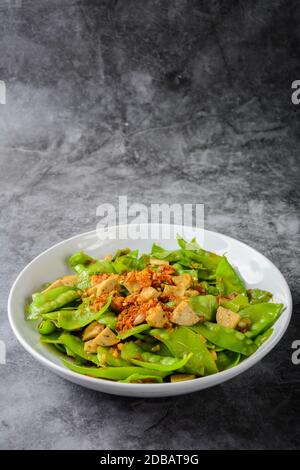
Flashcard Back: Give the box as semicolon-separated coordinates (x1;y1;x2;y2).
0;0;299;449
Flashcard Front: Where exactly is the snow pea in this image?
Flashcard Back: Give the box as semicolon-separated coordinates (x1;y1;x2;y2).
189;295;218;321
57;294;112;330
198;281;219;296
177;237;222;270
60;333;99;365
38;319;57;335
118;374;163;383
97;346;130;367
239;303;283;338
171;263;198;280
62;359;167;380
68;251;95;268
247;288;272;304
117;324;151;340
69;251;116;275
112;250;147;274
151;243;182;262
98;311;117;330
254;327;273;347
216;257;246;296
121;341;193;371
220;293;249;312
40;331;63;344
27;287;81;320
131;352;193;372
191;322;257;356
150;327;218;375
216;350;241;371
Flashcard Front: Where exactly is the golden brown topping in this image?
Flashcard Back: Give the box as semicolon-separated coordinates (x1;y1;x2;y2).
123;270;152;294
116;298;159;332
90;273;110;286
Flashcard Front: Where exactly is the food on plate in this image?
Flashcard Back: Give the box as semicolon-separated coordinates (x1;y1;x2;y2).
25;237;284;384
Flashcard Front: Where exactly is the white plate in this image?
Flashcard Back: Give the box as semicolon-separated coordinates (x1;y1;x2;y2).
8;224;292;397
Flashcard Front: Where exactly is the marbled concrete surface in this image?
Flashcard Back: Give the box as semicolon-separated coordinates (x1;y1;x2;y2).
1;0;300;449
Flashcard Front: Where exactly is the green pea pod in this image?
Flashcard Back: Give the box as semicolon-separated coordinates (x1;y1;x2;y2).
131;352;193;372
117;324;150;340
239;303;283;338
191;322;257;356
98;312;117;330
255;327;273;347
75;260;115;275
57;294;112;330
216;257;246;296
177;236;222;271
220;293;249;313
150;327;218;376
121;341;193;371
97;346;130;367
198;281;219;296
38;319;57;335
112;250;147;274
247;288;272;304
40;331;63;344
189;295;218;321
171;263;198;280
119;374;163;383
60;333;99;365
216;350;241;371
27;287;81;320
68;251;95;268
62;359;167;380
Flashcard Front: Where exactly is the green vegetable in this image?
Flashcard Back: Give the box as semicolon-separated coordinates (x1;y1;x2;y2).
254;327;273;347
62;359;167;380
60;333;99;365
117;324;151;340
121;342;193;371
216;351;241;371
97;346;130;367
239;303;283;338
150;327;218;375
220;293;249;312
216;257;246;296
191;322;257;356
38;319;56;335
57;294;112;330
98;312;117;330
119;374;163;383
27;287;81;320
189;295;218;321
247;288;272;304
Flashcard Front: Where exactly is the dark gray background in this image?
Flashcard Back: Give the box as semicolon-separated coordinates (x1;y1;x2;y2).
0;0;299;450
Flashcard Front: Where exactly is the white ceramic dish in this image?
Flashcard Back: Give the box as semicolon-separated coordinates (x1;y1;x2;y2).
8;224;292;397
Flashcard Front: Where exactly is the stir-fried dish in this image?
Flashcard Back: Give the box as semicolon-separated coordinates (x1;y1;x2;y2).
26;237;284;384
